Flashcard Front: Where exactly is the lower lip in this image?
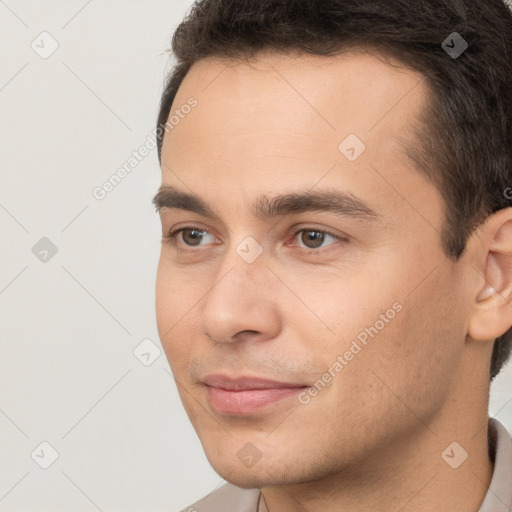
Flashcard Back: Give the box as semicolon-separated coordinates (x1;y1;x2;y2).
205;386;306;415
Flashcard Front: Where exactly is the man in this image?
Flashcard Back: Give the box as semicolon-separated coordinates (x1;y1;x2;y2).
152;0;512;510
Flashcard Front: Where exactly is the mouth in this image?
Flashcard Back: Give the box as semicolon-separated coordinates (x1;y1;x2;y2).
201;374;309;415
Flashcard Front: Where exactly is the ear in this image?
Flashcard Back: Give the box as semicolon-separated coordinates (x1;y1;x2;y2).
468;208;512;341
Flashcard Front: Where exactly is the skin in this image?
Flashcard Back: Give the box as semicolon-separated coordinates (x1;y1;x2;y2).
154;48;512;512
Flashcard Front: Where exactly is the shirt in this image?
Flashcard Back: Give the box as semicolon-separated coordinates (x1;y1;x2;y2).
180;417;512;512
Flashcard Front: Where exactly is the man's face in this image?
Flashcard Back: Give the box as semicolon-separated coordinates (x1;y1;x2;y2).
155;50;471;487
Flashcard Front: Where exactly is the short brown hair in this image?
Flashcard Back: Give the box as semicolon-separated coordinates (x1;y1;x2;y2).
156;0;512;380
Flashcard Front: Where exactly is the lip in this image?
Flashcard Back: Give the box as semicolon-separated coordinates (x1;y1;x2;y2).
201;374;306;390
202;374;308;415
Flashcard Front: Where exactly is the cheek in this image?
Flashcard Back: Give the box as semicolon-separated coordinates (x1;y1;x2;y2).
155;256;197;332
155;261;171;335
285;266;402;349
364;272;465;416
155;259;194;367
306;258;464;418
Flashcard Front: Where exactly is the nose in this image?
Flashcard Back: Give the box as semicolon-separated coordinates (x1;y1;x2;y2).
199;248;282;345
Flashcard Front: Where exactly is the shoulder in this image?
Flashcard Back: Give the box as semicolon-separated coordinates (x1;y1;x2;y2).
178;482;261;512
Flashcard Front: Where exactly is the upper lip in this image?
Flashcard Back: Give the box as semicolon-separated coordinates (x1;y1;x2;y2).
201;374;308;390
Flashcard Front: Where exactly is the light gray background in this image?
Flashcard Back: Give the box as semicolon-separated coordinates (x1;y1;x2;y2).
1;1;511;511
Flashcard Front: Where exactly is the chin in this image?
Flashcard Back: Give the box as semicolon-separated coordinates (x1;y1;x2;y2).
207;448;309;489
208;460;267;488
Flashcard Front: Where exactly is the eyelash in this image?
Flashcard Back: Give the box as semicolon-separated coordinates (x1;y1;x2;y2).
162;225;345;255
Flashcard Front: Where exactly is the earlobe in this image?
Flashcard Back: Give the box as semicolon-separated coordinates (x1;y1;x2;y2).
468;210;512;342
469;289;511;341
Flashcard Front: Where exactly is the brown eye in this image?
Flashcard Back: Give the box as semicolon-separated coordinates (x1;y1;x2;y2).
181;228;207;247
166;226;216;248
294;229;340;250
302;230;326;249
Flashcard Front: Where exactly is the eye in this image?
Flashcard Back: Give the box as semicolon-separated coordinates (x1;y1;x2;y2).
164;226;218;248
162;226;345;253
290;228;342;251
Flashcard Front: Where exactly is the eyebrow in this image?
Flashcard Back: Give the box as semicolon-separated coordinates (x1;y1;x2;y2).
152;185;381;223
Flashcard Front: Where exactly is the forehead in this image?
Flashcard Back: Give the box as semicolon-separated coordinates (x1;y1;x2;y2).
163;49;427;166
